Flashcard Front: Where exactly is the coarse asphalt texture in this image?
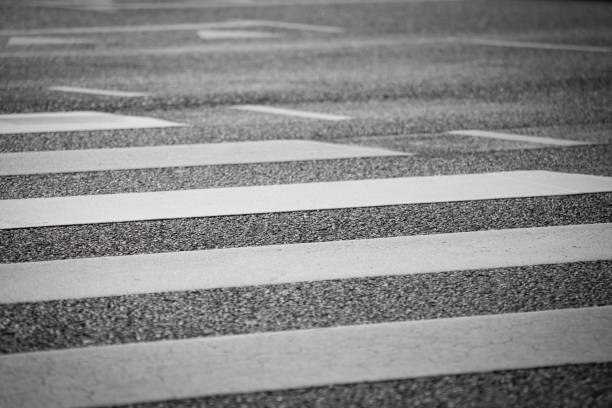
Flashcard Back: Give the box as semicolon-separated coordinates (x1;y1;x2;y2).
1;0;611;407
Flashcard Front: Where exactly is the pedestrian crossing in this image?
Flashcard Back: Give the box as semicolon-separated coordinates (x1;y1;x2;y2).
1;107;611;407
0;111;184;135
0;140;404;176
2;223;610;303
2;307;610;408
3;171;611;229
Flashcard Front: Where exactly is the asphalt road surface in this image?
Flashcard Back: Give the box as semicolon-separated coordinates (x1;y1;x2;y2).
0;0;611;407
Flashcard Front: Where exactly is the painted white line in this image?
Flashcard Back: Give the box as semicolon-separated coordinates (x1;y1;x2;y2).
232;105;352;121
36;0;119;13
49;86;150;97
6;36;97;46
0;140;405;176
1;171;612;229
197;29;280;40
0;20;343;36
447;130;587;146
228;19;344;33
0;21;257;36
458;38;612;53
35;0;254;12
0;111;185;135
34;0;466;12
2;306;610;407
2;223;610;303
0;36;438;59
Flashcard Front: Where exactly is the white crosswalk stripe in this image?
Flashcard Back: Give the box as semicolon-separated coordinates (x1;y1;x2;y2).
1;105;610;406
0;111;185;135
2;223;610;303
1;306;610;408
0;140;404;176
447;129;587;146
2;171;611;229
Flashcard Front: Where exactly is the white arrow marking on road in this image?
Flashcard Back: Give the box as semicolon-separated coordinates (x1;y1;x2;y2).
458;38;612;53
231;105;352;121
1;223;610;303
447;130;588;146
1;306;610;407
1;171;612;229
0;111;185;135
49;86;150;97
0;140;405;176
197;30;280;40
6;36;97;46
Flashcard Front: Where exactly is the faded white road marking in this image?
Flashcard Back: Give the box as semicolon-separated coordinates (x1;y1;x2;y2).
0;36;438;59
197;30;280;40
34;0;465;12
0;111;184;135
228;19;344;33
1;306;610;408
0;140;404;176
1;171;611;229
49;86;150;97
35;0;254;12
458;38;612;53
35;0;119;12
0;20;343;36
448;129;587;146
1;223;610;303
0;21;258;36
232;105;352;121
6;36;96;46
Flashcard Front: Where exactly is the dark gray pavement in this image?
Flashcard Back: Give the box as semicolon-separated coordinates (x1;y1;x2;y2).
1;0;611;406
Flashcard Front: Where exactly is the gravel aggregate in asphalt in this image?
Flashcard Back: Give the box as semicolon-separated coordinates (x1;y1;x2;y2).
1;193;611;263
1;261;610;354
2;65;611;119
512;123;612;144
0;144;611;199
1;0;611;406
2;0;611;35
2;98;611;154
0;143;612;199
